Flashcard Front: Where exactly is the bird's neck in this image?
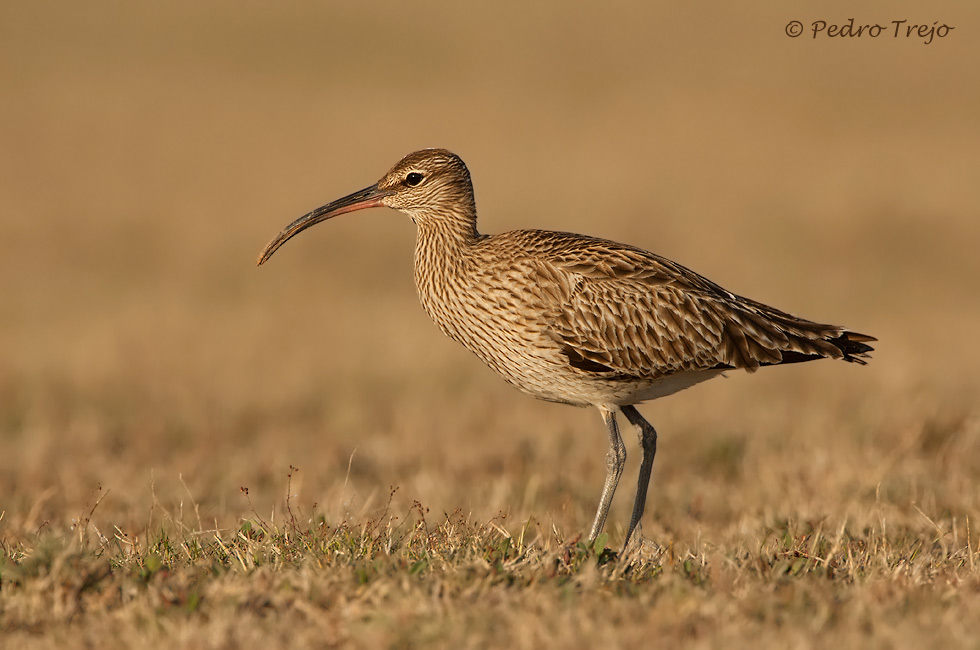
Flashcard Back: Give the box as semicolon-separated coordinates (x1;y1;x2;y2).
413;209;480;337
413;207;480;259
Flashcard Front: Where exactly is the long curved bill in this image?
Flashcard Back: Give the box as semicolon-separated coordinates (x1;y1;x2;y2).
256;183;393;265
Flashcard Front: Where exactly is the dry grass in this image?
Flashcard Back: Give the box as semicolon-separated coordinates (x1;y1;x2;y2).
3;1;980;647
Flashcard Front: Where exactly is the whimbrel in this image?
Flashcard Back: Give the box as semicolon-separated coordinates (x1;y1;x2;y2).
257;149;874;551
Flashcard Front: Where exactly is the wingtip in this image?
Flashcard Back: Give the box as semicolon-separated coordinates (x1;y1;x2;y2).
839;331;875;363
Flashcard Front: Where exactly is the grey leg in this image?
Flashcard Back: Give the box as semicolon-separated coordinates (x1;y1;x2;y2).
621;405;658;550
588;406;626;544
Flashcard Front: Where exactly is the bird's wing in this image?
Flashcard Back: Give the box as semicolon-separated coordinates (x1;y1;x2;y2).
519;232;864;378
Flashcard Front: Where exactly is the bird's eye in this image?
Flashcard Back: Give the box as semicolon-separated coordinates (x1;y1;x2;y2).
405;172;424;187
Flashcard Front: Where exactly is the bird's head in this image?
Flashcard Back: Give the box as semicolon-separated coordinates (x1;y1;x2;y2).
257;148;475;265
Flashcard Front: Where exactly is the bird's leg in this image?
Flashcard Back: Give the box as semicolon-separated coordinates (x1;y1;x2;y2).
588;406;627;545
621;405;658;551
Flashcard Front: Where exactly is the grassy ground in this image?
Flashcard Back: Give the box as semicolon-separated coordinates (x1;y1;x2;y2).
2;1;979;647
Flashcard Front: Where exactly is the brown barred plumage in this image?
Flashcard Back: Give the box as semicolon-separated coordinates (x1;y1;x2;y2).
258;148;875;552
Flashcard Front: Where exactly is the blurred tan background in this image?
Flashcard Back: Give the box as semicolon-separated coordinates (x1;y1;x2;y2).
1;1;978;537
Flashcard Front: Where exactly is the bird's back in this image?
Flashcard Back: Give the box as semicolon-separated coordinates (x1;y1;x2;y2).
413;228;874;407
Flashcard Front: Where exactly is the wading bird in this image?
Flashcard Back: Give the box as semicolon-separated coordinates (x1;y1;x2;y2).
257;149;874;552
